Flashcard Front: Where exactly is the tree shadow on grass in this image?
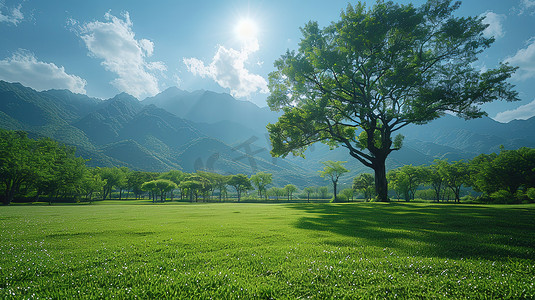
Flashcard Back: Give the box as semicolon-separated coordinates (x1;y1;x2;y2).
289;203;535;260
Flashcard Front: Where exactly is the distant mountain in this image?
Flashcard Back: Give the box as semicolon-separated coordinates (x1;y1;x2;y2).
400;114;535;155
0;80;99;149
143;87;279;136
0;81;319;186
73;93;143;145
2;80;535;188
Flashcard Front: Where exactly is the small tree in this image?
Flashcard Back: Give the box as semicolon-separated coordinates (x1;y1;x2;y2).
284;184;298;202
128;171;157;199
141;181;158;203
228;174;253;202
319;161;349;202
303;187;314;203
97;167;125;200
353;173;375;202
318;186;329;199
154;179;177;202
437;160;470;203
340;188;355;202
423;163;445;202
81;169;106;203
209;173;230;202
250;172;273;200
180;180;201;202
267;187;281;200
159;170;185;201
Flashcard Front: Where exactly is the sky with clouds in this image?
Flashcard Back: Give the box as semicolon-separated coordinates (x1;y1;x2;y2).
1;0;535;123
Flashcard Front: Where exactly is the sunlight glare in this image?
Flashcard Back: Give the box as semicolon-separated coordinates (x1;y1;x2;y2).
235;18;258;41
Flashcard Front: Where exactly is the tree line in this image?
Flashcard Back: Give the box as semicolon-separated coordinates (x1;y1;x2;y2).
2;129;534;205
361;147;535;204
0;130;332;204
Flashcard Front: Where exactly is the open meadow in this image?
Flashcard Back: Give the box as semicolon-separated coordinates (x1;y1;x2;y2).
1;202;534;299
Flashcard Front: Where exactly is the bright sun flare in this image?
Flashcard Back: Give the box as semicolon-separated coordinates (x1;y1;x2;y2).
235;18;258;41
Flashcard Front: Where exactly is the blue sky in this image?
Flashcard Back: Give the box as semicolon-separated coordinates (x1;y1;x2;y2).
1;0;535;122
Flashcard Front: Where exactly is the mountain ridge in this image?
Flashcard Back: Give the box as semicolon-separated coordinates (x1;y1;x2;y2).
1;80;534;188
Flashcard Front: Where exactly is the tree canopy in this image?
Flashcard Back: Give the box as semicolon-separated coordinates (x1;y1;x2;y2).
266;0;518;202
250;172;273;200
319;161;349;202
228;174;253;202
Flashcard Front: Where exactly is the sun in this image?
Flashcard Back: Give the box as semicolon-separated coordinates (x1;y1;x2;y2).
235;18;258;41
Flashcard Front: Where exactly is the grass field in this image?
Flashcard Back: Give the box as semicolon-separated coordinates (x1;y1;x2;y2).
1;202;534;299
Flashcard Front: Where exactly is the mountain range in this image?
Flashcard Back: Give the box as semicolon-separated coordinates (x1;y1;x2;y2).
1;80;534;188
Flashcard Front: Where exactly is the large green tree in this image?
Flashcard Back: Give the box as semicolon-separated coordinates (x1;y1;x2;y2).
266;0;518;202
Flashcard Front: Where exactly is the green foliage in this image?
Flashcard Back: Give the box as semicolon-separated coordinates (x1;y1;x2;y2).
267;186;285;200
339;188;355;202
422;163;446;202
228;174;253;202
471;147;535;201
319;161;349;202
179;174;212;202
436;159;470;203
267;0;518;202
490;190;516;204
317;186;330;199
302;187;315;202
528;188;535;201
80;169;106;202
1;203;534;298
128;171;158;199
196;172;230;202
353;173;375;202
283;184;298;201
387;165;426;201
250;172;273;200
0;129;87;205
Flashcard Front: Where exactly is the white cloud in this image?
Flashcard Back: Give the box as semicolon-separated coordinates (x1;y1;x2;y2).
0;2;23;25
0;50;86;94
494;99;535;122
183;38;268;98
78;12;165;99
504;38;535;80
518;0;535;15
481;11;505;39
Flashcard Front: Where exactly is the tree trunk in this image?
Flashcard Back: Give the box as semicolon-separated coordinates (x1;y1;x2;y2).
373;159;389;202
332;180;338;202
4;188;15;205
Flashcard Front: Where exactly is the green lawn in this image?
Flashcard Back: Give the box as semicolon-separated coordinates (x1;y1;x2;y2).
1;202;534;299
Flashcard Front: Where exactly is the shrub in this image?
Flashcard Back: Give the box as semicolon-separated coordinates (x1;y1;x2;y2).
490;190;516;204
527;188;535;201
460;195;477;204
